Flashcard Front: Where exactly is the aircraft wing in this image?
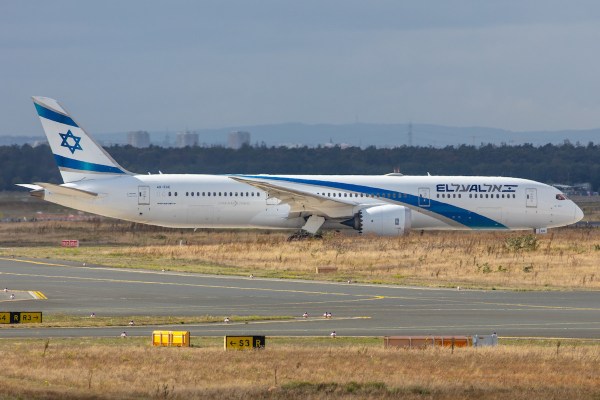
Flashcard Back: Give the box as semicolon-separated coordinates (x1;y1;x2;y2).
229;176;362;218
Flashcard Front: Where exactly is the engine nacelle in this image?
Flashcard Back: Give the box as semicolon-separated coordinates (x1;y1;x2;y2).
350;205;411;236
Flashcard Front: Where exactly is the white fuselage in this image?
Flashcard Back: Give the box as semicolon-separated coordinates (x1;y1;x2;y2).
43;174;583;232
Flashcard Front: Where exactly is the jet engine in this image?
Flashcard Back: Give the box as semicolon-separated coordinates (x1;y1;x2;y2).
345;205;411;236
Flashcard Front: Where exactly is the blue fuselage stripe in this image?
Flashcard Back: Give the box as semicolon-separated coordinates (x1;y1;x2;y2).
35;103;79;128
54;154;125;174
240;175;507;229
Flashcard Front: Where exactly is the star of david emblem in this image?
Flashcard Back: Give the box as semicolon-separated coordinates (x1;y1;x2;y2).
59;130;83;154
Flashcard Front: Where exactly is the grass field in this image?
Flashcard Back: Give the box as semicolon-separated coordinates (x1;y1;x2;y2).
0;314;292;329
1;220;599;290
0;337;598;399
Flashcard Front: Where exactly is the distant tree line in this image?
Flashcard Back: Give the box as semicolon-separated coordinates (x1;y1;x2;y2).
2;142;599;192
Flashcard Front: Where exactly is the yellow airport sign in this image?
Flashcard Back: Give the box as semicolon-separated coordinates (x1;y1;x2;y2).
0;312;43;324
224;335;265;350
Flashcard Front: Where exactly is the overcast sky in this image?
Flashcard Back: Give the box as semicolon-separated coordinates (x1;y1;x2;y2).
4;1;600;135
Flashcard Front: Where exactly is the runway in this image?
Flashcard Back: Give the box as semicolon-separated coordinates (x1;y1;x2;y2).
0;257;599;339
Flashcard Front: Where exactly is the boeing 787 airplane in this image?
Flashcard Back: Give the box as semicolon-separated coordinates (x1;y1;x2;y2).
19;97;583;236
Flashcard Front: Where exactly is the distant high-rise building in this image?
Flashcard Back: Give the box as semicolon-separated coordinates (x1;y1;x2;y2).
176;131;198;148
127;131;150;148
228;131;251;149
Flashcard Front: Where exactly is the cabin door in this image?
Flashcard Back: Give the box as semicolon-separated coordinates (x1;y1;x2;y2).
138;186;150;205
525;188;537;208
137;185;151;219
418;188;430;207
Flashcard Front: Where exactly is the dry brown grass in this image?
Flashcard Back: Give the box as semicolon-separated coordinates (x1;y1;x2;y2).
120;228;600;289
0;338;598;399
1;221;599;290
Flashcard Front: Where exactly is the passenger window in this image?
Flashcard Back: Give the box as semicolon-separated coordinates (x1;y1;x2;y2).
168;192;172;196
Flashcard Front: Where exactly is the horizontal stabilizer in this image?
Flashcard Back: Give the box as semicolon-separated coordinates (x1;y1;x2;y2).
28;182;98;198
15;183;43;191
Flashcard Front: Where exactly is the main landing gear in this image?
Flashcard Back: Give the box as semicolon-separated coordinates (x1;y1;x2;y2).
287;215;326;241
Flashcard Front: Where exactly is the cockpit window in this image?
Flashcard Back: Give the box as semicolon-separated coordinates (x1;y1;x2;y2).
556;194;568;200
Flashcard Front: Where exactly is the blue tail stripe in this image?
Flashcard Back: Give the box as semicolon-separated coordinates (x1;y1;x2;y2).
35;103;78;128
54;154;125;174
239;175;507;229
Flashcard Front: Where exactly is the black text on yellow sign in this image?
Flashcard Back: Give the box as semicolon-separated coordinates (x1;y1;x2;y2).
224;336;266;350
0;312;43;324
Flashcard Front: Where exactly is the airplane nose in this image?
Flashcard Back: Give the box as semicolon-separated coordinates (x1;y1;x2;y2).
574;204;584;223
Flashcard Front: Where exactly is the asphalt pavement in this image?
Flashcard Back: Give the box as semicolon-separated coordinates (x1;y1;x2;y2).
0;257;598;339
